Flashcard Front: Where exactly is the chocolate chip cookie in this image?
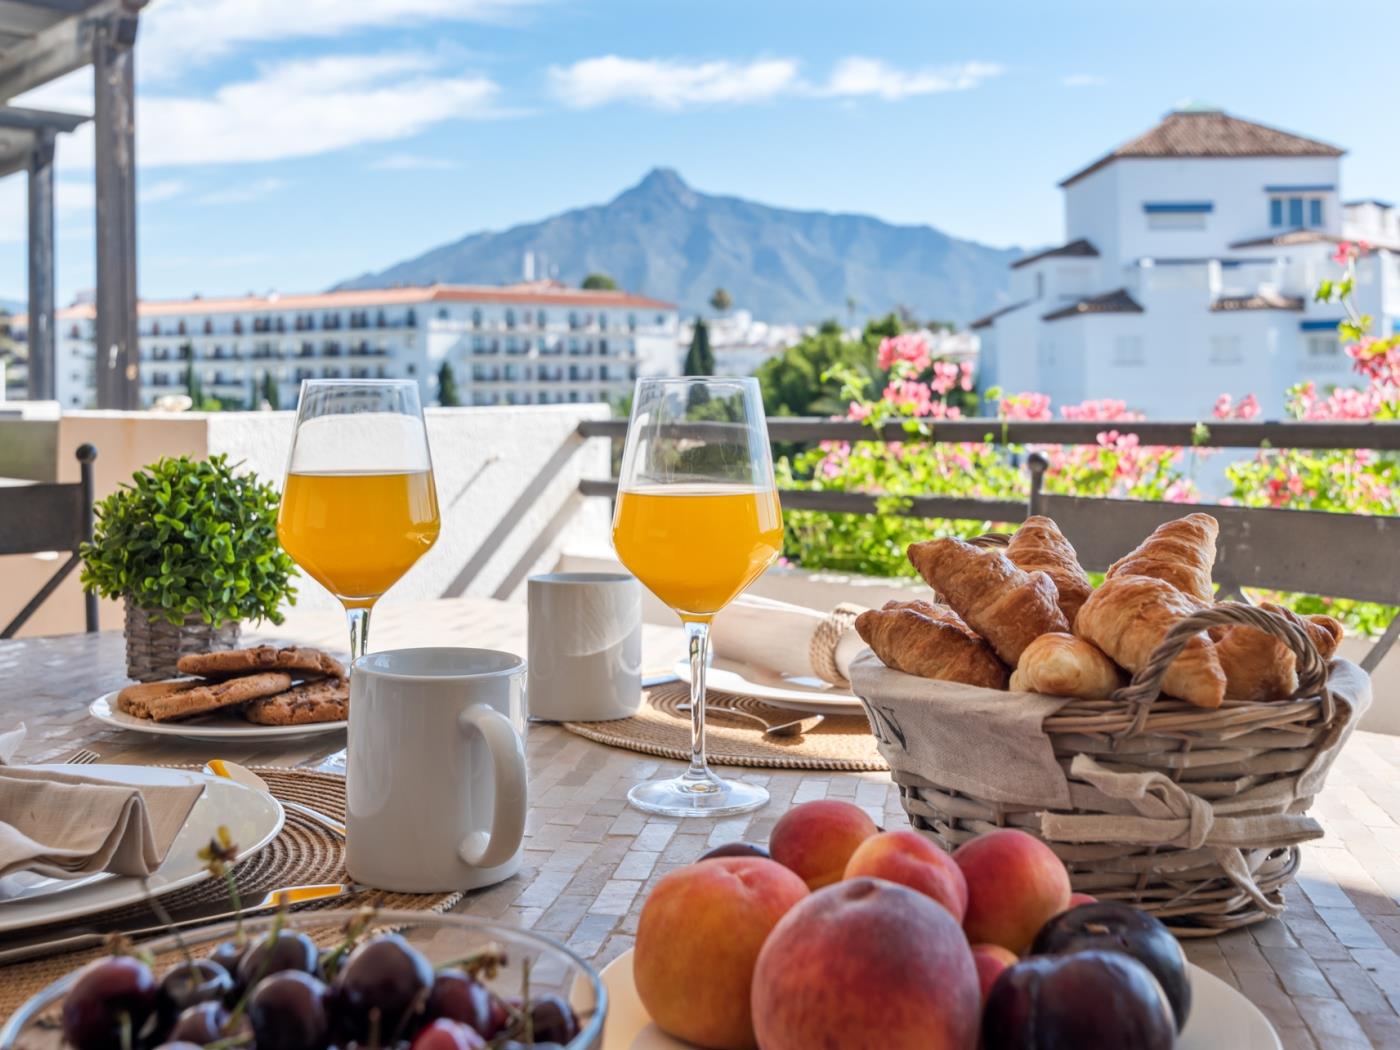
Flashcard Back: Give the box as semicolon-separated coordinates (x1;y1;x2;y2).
176;645;344;681
119;672;294;722
242;677;349;726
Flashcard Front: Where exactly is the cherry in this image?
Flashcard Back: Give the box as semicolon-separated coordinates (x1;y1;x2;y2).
248;970;332;1050
524;994;580;1044
425;968;496;1034
700;841;770;861
167;999;253;1044
61;956;158;1050
410;1018;487;1050
334;932;434;1037
207;938;248;977
238;928;319;986
157;958;233;1022
152;1043;204;1050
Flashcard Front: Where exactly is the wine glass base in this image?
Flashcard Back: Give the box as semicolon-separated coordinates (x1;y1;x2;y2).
627;771;769;818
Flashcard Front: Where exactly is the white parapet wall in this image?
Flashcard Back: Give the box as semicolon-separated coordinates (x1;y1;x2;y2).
0;404;613;636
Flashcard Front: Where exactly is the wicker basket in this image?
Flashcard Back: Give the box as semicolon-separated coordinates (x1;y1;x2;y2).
123;597;240;681
860;600;1364;937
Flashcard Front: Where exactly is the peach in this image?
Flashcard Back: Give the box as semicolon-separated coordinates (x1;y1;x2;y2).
954;828;1071;955
768;800;878;890
752;877;980;1050
842;830;968;921
971;944;1018;1003
633;857;808;1050
1068;892;1098;908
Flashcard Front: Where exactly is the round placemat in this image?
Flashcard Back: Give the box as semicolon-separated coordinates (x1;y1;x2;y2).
0;768;463;1019
562;681;886;771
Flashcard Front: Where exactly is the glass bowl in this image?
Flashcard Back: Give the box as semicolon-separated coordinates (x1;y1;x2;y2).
0;908;606;1049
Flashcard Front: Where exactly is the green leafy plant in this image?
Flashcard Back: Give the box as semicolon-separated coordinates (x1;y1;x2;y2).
80;454;297;627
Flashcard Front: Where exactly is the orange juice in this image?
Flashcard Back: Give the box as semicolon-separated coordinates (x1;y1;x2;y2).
279;471;440;607
612;485;783;619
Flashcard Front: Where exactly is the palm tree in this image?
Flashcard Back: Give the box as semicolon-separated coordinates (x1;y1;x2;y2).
709;288;732;315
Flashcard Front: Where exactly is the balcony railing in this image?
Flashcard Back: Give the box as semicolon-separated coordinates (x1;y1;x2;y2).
575;417;1400;668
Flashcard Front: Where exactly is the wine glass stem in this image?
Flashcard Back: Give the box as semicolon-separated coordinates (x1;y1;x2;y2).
684;619;710;781
346;605;371;669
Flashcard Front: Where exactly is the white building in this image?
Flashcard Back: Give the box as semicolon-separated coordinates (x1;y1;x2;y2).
684;310;807;377
975;106;1400;417
28;281;679;409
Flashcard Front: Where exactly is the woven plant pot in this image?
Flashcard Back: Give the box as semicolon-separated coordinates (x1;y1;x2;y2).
123;596;240;682
858;601;1368;938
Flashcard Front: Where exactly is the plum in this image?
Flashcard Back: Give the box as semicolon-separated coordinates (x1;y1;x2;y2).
983;950;1174;1050
1031;901;1190;1031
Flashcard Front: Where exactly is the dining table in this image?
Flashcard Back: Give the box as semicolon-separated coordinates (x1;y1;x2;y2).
4;596;1400;1049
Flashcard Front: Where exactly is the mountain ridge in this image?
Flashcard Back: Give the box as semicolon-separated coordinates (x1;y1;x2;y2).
335;168;1023;324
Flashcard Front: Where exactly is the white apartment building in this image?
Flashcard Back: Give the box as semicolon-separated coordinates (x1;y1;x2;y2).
30;281;679;409
975;106;1400;417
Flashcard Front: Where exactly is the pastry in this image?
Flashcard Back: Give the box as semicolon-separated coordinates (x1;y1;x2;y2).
177;645;344;681
906;538;1069;665
1075;574;1226;709
116;679;202;717
856;600;1008;689
1010;633;1123;699
1106;513;1219;604
1211;604;1345;702
1005;516;1094;627
243;677;349;725
121;672;294;722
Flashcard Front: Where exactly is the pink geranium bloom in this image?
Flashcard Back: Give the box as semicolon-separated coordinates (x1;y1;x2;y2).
846;401;872;421
877;334;931;373
1331;241;1354;265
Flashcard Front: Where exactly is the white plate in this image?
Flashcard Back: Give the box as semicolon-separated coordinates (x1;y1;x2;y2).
672;658;866;716
599;949;1281;1050
0;764;284;934
90;690;347;742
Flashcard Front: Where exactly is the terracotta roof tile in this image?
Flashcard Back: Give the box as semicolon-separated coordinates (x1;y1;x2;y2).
1061;109;1344;187
1009;239;1099;270
969;299;1032;330
1229;228;1400;253
1042;288;1144;322
1210;291;1304;312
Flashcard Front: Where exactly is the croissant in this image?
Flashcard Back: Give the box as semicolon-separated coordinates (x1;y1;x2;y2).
1005;516;1094;627
907;538;1069;666
1106;513;1219;604
855;600;1008;689
1010;633;1124;700
1075;574;1226;709
1211;603;1345;702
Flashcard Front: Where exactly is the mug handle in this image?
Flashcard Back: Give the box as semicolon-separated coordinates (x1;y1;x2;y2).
456;704;528;870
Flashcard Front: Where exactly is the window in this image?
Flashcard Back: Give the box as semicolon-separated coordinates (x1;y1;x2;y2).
1306;335;1342;362
1209;336;1243;365
1269;199;1283;226
1269;194;1325;229
438;308;448;320
472;309;482;329
1113;336;1144;367
505;310;516;329
1310;199;1323;226
1147;211;1206;231
1035;273;1045;298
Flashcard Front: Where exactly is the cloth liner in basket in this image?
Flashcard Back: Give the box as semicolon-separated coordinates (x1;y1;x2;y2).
850;602;1372;937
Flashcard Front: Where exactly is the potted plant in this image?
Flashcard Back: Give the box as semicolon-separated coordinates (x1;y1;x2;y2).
81;454;297;681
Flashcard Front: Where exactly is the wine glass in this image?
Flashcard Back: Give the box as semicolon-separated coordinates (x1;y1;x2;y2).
612;377;784;816
278;380;441;665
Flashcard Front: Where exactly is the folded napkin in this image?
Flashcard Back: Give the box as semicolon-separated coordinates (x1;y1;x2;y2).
0;765;204;880
710;595;867;686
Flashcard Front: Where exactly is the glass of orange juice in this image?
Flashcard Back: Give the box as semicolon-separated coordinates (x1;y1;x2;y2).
278;380;440;665
612;377;783;816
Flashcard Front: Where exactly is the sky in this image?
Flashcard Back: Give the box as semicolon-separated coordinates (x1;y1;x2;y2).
3;0;1398;305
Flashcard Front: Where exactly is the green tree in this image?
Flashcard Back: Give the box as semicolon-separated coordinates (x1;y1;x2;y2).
438;360;461;407
709;287;732;315
184;363;204;405
581;273;618;290
683;317;715;376
756;314;901;416
261;371;281;410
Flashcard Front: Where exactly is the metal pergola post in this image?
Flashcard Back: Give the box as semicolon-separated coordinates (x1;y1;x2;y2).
92;11;139;410
26;127;54;400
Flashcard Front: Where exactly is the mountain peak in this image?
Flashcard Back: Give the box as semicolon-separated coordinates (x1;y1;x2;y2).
626;167;697;206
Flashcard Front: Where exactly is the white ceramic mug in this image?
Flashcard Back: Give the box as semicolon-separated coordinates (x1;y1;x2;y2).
347;647;528;893
527;572;642;722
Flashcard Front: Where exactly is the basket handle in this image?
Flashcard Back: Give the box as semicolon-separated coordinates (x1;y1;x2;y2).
1112;601;1332;738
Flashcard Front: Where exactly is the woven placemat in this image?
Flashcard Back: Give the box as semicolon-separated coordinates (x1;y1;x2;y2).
0;767;463;1020
562;681;887;772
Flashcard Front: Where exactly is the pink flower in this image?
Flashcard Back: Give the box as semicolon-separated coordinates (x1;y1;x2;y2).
959;361;975;391
877;334;931;373
1332;241;1355;265
1000;392;1052;421
846;401;872;421
1164;480;1196;503
1358;239;1373;256
930;360;959;396
1214;393;1261;420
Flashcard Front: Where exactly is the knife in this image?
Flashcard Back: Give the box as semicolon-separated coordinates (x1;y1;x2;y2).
0;881;355;965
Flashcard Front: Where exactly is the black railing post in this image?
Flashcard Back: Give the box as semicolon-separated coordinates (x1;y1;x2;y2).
77;443;98;632
1026;451;1048;518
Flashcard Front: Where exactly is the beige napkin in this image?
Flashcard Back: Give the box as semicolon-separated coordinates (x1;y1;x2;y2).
710;594;866;685
0;765;204;879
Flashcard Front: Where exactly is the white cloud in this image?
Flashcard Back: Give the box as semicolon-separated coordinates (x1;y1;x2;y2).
1062;73;1107;88
820;58;1004;100
0;180;95;243
198;177;287;204
136;53;500;166
139;0;538;77
139;179;186;203
369;152;460;171
549;56;800;110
